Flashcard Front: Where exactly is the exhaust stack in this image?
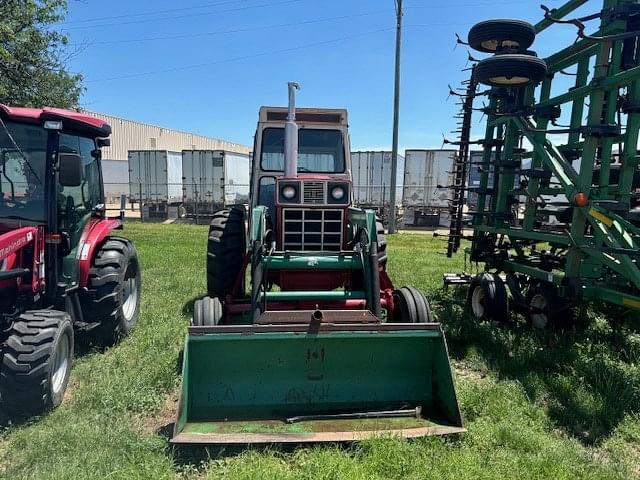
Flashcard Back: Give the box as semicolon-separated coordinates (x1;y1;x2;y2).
284;82;300;179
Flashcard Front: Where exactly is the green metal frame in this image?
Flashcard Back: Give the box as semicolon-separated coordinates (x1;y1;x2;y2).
173;204;465;443
470;0;640;308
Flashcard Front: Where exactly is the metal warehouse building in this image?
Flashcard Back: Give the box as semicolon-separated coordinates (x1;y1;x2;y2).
81;110;251;202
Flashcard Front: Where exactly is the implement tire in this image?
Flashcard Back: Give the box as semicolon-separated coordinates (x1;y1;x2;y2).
83;237;141;345
0;310;73;416
207;206;246;298
475;54;548;87
468;273;509;322
468;19;536;53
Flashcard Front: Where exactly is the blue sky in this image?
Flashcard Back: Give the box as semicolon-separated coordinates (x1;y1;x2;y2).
61;0;592;149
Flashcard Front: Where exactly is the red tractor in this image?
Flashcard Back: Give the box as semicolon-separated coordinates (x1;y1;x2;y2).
0;105;141;416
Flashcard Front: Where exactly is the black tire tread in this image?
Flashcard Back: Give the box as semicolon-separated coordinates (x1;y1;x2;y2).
207;207;246;297
481;272;509;323
376;217;387;268
405;286;434;323
1;310;72;416
468;19;536;53
475;54;548;87
83;236;140;344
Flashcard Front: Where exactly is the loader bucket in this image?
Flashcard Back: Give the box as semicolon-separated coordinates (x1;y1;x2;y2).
172;323;464;444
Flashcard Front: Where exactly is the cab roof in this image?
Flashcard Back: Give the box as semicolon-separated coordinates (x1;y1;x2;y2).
259;107;348;126
0;104;111;137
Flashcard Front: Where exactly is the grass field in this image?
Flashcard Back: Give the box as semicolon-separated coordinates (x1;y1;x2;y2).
1;222;640;479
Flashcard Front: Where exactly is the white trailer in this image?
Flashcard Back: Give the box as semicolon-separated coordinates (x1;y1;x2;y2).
181;150;250;222
350;151;404;207
128;150;183;220
101;159;130;204
402;149;456;227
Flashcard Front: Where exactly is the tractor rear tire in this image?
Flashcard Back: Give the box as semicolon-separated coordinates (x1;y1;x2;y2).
0;310;73;416
376;217;387;268
392;286;434;323
475;54;548;87
192;297;223;326
468;273;509;322
83;237;141;345
207;207;246;298
468;19;536;53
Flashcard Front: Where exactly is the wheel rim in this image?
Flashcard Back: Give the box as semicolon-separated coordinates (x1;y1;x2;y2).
51;332;70;395
122;264;139;322
489;75;531;85
481;39;521;51
530;293;549;329
471;285;486;319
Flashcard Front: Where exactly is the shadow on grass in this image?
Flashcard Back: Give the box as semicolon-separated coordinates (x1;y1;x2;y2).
170;440;358;465
430;286;640;445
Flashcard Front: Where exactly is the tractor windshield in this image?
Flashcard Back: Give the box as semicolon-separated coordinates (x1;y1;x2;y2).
0;120;47;223
261;128;345;173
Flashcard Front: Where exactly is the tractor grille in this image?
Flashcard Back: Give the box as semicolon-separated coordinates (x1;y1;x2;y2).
282;209;343;251
303;182;325;204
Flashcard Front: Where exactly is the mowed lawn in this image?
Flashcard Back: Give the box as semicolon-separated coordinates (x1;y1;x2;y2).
1;222;640;479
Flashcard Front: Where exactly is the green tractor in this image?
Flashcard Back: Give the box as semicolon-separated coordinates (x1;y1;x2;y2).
172;83;463;444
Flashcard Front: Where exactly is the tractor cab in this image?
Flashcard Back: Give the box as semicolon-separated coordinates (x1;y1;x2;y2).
0;105;141;417
251;101;352;253
0;105;112;299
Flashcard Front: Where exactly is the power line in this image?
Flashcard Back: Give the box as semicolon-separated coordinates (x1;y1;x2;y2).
74;10;391;46
405;0;532;7
86;27;394;83
61;0;306;30
57;0;250;25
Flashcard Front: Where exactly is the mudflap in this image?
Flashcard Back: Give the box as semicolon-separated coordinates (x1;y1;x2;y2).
172;322;464;444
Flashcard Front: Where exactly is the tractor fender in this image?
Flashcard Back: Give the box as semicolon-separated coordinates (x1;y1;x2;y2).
77;218;122;288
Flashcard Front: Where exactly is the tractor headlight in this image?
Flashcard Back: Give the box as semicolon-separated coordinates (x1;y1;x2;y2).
282;185;297;200
330;186;345;201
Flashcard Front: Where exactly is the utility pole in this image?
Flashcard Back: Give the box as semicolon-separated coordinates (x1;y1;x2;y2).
389;0;402;233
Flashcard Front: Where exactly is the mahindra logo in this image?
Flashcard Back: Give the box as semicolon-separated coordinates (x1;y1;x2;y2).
0;236;29;261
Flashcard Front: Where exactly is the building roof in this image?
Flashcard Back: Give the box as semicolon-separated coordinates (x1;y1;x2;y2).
81;110;251;160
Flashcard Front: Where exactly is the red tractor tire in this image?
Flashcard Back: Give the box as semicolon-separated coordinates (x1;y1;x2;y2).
82;237;141;345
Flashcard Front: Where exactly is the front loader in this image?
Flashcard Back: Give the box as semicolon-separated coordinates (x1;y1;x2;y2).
173;83;463;444
0;105;141;416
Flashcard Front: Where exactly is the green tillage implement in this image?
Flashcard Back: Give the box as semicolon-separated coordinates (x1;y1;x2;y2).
172;323;464;444
447;0;640;317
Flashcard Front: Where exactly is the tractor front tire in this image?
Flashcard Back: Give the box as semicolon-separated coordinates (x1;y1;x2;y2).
192;297;223;326
392;286;434;323
84;237;141;345
0;310;73;416
207;207;246;298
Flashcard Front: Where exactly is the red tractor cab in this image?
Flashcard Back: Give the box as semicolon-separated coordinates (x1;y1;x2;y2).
0;105;141;416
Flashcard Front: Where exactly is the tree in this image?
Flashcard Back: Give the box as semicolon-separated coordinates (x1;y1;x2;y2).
0;0;83;108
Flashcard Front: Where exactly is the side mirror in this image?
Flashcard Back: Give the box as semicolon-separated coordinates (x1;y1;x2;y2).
58;153;82;187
